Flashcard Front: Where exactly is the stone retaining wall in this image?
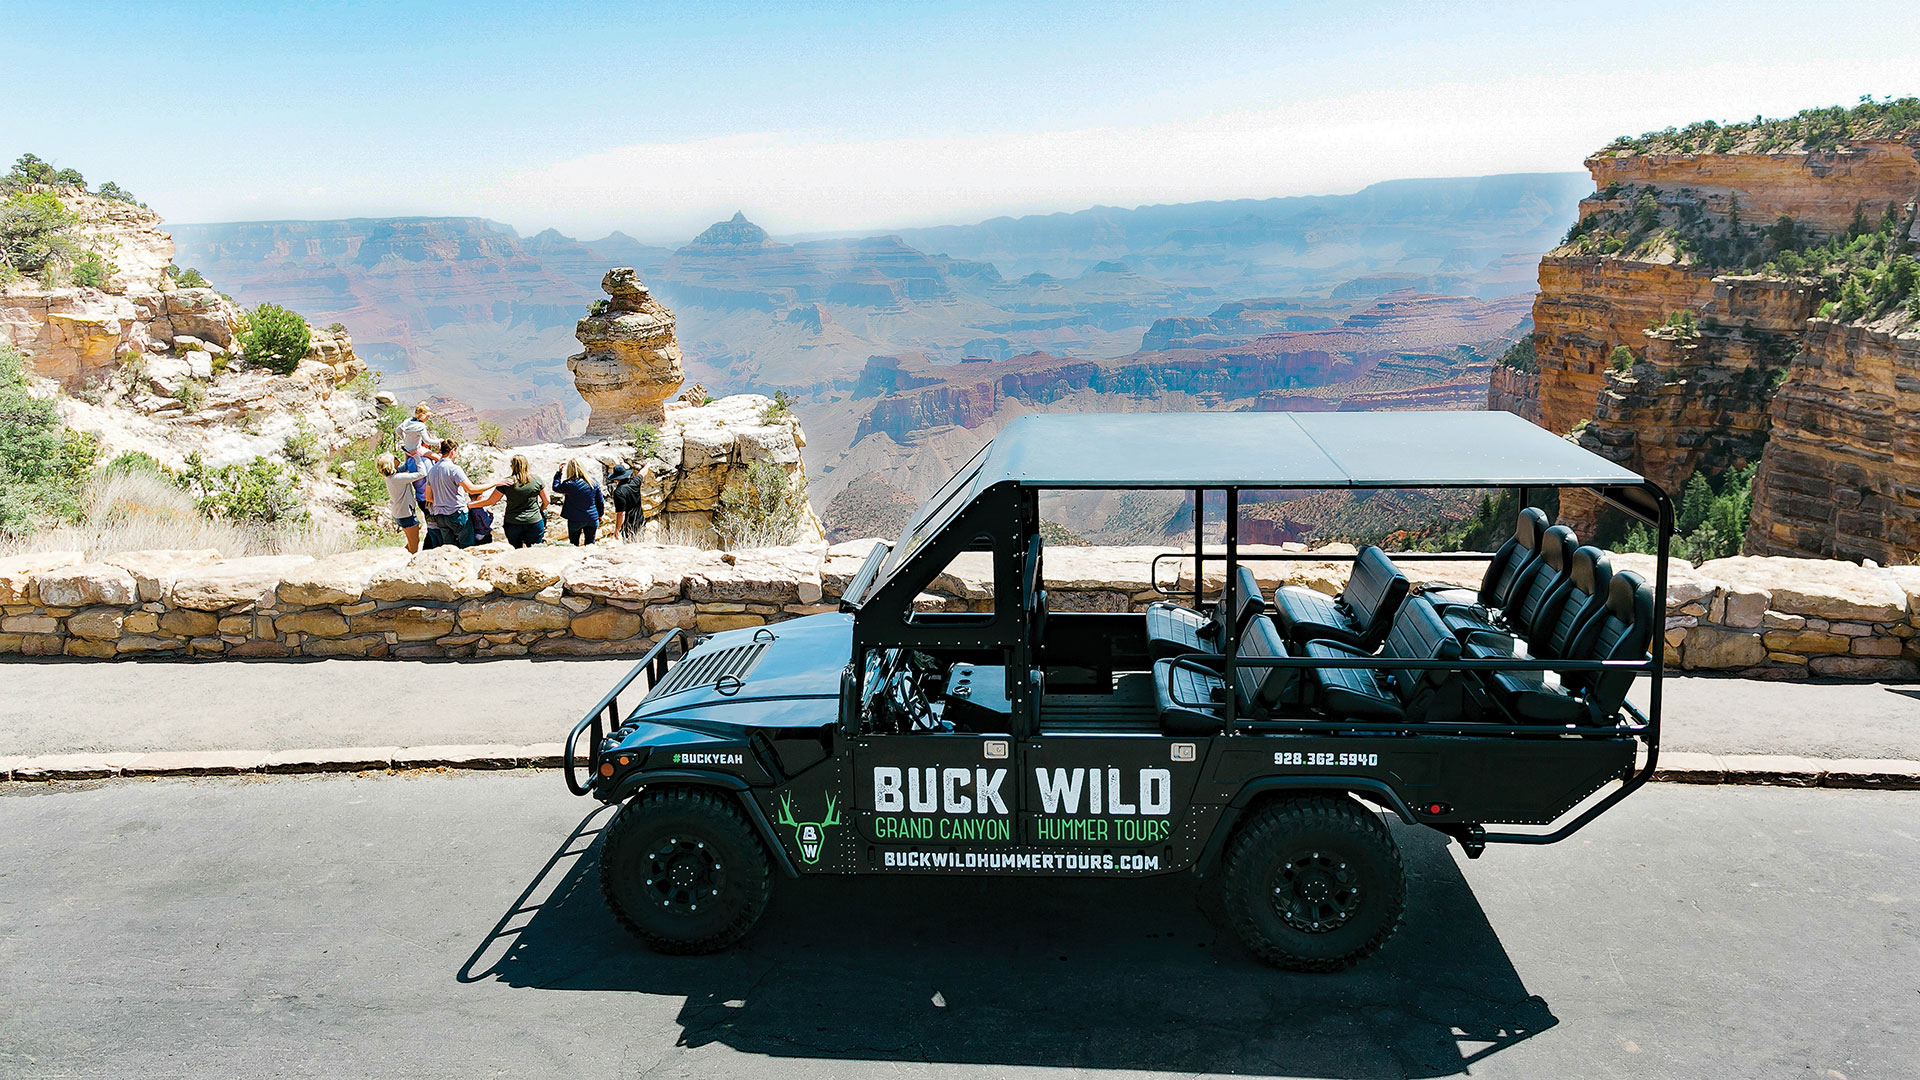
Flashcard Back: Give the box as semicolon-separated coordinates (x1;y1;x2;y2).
1;542;1917;679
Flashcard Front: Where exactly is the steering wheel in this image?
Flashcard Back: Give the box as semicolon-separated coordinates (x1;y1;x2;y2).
888;668;940;731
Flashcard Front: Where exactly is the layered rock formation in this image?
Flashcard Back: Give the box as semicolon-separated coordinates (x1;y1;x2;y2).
1512;119;1920;549
1748;316;1920;561
819;291;1528;520
568;268;684;434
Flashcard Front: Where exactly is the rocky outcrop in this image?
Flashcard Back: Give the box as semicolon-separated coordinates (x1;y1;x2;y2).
475;393;821;547
5;541;1917;679
1747;317;1920;561
1586;141;1920;238
1488;364;1540;423
569;268;684;434
0;188;249;388
1517;131;1920;546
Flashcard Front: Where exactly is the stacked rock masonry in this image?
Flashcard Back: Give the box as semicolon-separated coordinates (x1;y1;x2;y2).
2;543;1916;680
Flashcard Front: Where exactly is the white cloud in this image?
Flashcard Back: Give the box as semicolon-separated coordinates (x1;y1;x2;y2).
483;57;1918;239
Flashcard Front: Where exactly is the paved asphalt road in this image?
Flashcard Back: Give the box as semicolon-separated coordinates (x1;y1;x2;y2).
1;774;1913;1079
5;656;1920;759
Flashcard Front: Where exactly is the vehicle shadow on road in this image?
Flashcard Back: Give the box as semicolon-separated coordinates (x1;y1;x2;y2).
460;807;1555;1078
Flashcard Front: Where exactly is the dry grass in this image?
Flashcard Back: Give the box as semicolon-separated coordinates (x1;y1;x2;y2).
0;471;359;560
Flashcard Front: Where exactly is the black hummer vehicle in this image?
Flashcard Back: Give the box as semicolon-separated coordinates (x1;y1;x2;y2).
565;412;1671;970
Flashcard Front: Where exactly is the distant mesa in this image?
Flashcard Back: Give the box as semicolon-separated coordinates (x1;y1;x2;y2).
568;267;684;434
784;303;832;332
689;212;771;248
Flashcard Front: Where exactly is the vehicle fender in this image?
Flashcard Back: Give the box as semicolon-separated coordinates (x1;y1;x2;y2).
609;768;799;879
1192;776;1420;878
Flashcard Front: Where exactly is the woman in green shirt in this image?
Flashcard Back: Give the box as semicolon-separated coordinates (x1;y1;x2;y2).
496;454;551;548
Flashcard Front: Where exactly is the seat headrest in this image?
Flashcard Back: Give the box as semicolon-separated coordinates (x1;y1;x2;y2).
1539;525;1576;572
1516;506;1550;549
1356;545;1393;573
1609;570;1652;625
1233;565;1266;612
1234;615;1294;712
1570;545;1613;595
1399;597;1457;660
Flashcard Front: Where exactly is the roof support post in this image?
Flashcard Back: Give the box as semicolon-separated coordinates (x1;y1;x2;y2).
1223;487;1239;726
1192;487;1205;610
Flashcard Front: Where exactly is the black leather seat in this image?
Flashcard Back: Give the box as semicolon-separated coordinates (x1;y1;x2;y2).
1466;545;1612;660
1300;597;1463;722
1426;506;1551;621
1146;565;1266;659
1444;525;1575;642
1271;546;1409;649
1153;614;1301;733
1471;568;1654;725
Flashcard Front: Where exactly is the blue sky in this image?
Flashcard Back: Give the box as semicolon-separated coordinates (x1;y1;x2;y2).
7;0;1917;239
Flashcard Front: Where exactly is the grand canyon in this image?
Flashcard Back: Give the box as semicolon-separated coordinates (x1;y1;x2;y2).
171;172;1586;538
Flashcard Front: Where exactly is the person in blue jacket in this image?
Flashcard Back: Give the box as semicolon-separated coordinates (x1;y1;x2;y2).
552;457;606;546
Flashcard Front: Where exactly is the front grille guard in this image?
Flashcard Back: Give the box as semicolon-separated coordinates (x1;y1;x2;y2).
564;629;686;796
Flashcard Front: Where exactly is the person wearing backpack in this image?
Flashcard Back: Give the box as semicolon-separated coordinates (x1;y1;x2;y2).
611;462;652;539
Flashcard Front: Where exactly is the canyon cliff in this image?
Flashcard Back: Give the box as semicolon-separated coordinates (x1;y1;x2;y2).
1503;103;1920;560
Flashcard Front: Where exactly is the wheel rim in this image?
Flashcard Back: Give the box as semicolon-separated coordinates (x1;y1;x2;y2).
642;835;725;915
1272;849;1361;933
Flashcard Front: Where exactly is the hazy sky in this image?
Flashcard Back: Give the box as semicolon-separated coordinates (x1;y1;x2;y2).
8;0;1917;240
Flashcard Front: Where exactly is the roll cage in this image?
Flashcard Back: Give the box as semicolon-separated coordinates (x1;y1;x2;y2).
839;411;1672;847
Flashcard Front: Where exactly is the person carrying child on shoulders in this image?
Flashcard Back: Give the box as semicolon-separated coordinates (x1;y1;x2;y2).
397;402;440;506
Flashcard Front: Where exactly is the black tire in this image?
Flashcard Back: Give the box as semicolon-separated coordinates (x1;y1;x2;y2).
1221;794;1406;972
600;787;771;955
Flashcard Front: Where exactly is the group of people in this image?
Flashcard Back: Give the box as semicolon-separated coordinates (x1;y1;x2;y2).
374;402;651;553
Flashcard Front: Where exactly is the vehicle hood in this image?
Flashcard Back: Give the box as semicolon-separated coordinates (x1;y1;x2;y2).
624;612;849;729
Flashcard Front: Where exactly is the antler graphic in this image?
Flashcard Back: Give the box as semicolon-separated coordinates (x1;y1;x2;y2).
775;792;798;829
822;794;842;827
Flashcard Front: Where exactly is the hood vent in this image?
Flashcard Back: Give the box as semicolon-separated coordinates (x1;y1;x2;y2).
648;641;771;700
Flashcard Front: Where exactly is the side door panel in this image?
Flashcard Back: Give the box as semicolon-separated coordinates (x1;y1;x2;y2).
1022;736;1208;870
853;734;1018;868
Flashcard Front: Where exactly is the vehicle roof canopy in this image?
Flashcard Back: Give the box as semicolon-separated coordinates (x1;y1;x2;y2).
863;411;1667;611
975;411;1647;489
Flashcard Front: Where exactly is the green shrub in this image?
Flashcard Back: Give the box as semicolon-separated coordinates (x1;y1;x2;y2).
179;453;308;526
624;420;661;459
171;266;209;288
0;191;80;277
478;419;504;448
104;451;173;481
0;345;97;536
4;154;59;188
93;180;137;203
324;322;347;334
69;250;115;289
1608;345;1635;372
117;352;147;390
343;456;388;520
760;390;795;424
340;368;377;399
714;460;809;548
238;303;311;375
175;378;207;414
282;417;322;466
1496;336;1537;373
